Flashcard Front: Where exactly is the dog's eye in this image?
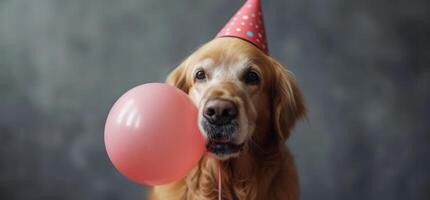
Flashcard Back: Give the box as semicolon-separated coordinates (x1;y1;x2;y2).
195;70;206;81
244;71;260;85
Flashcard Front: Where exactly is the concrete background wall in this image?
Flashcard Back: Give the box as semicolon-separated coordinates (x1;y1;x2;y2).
0;0;429;199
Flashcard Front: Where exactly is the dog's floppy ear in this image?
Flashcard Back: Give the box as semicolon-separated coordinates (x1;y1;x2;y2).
166;60;191;93
270;57;306;140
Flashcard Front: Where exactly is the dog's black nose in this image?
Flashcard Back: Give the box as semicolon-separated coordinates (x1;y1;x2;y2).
203;99;238;125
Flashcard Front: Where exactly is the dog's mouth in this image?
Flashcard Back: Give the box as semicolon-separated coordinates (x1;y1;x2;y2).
206;140;244;158
200;119;243;158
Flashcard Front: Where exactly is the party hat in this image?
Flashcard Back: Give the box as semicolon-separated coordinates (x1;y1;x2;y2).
216;0;268;54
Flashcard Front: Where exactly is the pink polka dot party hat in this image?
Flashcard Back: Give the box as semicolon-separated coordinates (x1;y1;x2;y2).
216;0;268;54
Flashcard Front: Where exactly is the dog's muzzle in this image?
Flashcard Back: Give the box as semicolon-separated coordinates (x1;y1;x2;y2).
201;98;243;157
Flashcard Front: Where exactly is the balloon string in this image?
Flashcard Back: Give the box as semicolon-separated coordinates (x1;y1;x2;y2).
218;161;222;200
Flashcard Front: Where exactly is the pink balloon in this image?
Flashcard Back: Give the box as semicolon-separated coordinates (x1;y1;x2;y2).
104;83;205;185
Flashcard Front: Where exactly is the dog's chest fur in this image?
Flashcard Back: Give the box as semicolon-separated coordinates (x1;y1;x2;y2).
149;144;299;200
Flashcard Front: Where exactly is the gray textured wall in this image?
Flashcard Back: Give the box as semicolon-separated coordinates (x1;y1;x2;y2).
1;0;429;199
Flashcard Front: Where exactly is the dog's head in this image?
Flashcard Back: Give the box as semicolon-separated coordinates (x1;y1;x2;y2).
167;37;305;160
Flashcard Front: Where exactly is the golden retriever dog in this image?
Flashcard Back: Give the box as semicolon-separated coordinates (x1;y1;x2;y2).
149;37;305;200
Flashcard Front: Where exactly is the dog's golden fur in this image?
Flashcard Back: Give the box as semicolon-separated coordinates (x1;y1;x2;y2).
149;37;305;200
